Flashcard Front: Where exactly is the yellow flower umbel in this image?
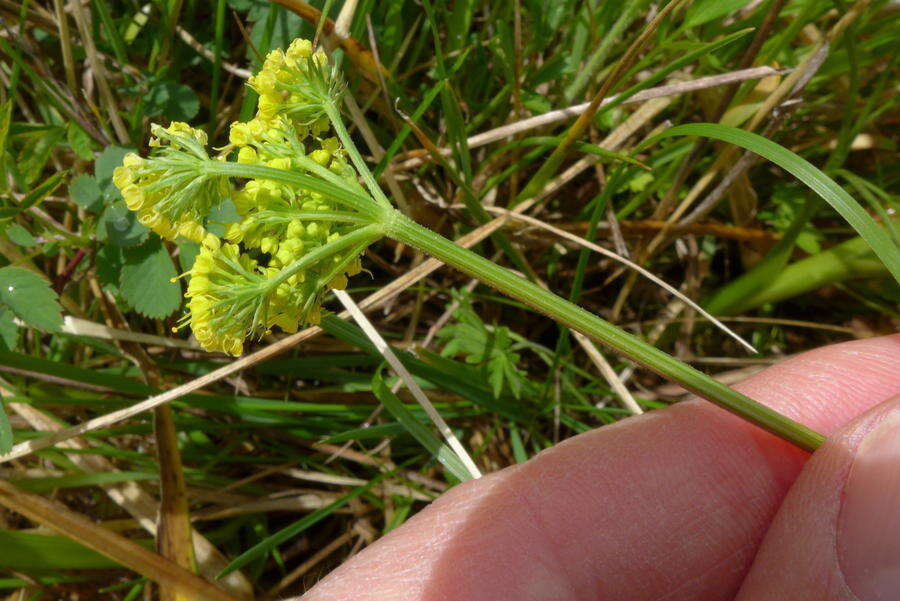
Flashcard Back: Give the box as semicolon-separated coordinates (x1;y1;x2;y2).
118;38;382;355
178;234;271;356
246;38;338;135
112;123;230;242
178;230;364;356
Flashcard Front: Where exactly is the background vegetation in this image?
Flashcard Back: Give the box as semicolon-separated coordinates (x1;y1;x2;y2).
0;0;897;598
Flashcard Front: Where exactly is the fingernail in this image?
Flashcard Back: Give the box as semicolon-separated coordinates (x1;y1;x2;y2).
838;410;900;600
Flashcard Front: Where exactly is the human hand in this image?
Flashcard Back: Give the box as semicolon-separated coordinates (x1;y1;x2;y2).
297;335;900;601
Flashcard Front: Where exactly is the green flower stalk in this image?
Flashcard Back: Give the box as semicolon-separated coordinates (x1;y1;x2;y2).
114;38;825;451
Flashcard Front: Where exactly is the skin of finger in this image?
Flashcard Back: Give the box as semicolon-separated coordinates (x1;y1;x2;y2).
734;397;900;600
298;335;900;601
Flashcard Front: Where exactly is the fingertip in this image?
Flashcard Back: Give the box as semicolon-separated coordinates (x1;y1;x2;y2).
837;400;900;600
729;334;900;434
736;395;900;600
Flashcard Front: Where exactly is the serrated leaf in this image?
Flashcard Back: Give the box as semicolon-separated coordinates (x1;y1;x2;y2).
5;223;36;246
145;82;200;121
436;289;528;399
98;201;149;247
66;122;94;160
95;243;123;293
120;239;181;318
69;173;103;211
0;267;62;332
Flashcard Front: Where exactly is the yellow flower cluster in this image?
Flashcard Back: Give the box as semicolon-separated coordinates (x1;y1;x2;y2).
246;38;334;134
112;123;228;242
181;234;260;356
179;230;360;356
118;38;375;356
186;38;367;354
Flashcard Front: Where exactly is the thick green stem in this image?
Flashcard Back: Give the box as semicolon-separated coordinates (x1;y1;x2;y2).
205;96;826;452
385;211;825;452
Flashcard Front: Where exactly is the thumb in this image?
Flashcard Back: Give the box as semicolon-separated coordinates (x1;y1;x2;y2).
737;396;900;600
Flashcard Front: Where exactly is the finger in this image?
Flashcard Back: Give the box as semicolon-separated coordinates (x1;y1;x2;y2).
736;396;900;600
298;335;900;601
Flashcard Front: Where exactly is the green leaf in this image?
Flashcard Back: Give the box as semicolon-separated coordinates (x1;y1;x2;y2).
0;531;125;570
12;470;158;493
119;239;181;318
684;0;751;29
652;124;900;283
0;267;62;332
95;145;134;184
0;100;11;154
217;474;384;578
0;398;11;453
18;127;64;187
718;233;894;314
176;239;200;272
371;369;474;482
145;82;200;121
521;90;552;114
204;198;240;237
4;223;35;247
98;201;149;248
66;121;94;160
95;243;123;292
17;170;67;214
436;289;528;399
0;308;16;350
69;173;103;211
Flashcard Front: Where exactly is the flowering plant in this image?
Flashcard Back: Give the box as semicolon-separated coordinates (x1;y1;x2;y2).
114;38;823;452
115;40;384;355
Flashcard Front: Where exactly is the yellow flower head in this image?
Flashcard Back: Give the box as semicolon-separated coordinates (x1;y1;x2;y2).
112;123;230;242
244;39;339;135
119;38;379;355
178;234;268;356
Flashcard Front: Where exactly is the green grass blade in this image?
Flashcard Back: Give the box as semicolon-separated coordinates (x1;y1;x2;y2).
727;233;893;314
651;123;900;283
371;368;473;482
0;399;12;454
0;531;137;570
217;474;384;578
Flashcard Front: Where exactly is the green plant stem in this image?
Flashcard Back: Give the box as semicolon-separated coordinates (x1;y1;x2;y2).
206;116;825;451
324;104;393;210
267;223;384;289
326;99;540;281
384;210;825;452
207;162;384;219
